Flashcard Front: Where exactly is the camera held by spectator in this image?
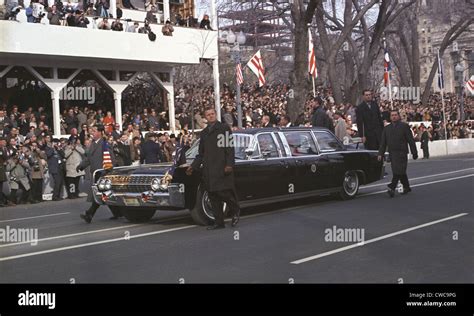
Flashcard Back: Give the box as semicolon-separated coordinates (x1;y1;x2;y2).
32;0;46;23
5;5;22;21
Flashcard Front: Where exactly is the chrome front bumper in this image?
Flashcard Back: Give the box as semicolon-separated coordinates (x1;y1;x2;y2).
92;184;185;209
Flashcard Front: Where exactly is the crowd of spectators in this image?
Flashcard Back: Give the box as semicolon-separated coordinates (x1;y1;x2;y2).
0;82;472;207
0;103;193;207
2;0;213;37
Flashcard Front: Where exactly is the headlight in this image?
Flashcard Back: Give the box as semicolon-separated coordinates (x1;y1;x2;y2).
97;178;106;191
104;179;112;191
150;178;160;192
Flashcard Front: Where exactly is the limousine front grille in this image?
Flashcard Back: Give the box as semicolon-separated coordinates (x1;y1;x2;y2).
105;175;158;193
111;184;151;193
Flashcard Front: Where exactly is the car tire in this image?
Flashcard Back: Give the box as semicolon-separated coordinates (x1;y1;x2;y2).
120;207;156;223
189;186;230;226
339;171;359;200
189;186;214;226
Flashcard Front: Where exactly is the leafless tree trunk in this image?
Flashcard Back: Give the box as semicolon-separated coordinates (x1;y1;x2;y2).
287;0;319;123
421;17;474;105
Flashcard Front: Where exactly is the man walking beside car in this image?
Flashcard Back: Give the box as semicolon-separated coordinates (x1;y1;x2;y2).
186;107;240;230
77;126;121;223
378;110;418;197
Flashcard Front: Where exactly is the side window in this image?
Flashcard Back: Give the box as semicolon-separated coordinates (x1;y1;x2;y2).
314;132;344;151
257;134;279;158
283;132;318;156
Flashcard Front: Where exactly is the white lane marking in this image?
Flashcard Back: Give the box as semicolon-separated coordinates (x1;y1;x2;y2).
360;174;473;197
291;212;469;265
1;173;472;261
0;215;191;248
361;168;474;189
0;225;197;262
0;212;70;223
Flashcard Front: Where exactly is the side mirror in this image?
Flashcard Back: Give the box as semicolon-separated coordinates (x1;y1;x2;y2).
244;148;253;158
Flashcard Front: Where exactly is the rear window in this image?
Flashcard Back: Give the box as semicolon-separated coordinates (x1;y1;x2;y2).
314;131;344;152
283;131;318;156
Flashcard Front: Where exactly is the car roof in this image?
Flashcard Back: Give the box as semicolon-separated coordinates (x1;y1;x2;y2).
234;127;331;135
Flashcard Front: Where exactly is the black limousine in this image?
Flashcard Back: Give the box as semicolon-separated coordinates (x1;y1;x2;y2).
92;127;384;225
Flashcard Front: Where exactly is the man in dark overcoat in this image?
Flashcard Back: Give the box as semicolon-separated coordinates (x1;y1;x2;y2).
0;137;9;206
186;107;240;229
77;126;121;223
419;124;430;159
378;110;418;197
140;133;164;164
356;89;384;150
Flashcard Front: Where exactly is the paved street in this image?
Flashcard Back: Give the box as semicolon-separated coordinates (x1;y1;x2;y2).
0;154;473;283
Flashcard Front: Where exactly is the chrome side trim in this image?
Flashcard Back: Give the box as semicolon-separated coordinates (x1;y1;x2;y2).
239;187;340;208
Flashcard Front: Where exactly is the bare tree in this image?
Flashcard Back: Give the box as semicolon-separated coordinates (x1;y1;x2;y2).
420;0;474;104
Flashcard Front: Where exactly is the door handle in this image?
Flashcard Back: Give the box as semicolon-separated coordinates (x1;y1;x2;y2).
295;159;304;164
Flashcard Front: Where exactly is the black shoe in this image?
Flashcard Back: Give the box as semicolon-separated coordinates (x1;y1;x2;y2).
401;187;412;195
207;224;225;230
80;213;92;224
231;214;240;227
52;197;63;201
387;188;395;198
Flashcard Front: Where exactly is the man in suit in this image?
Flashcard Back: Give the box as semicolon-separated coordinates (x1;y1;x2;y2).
45;139;65;201
378;110;418;197
186;107;240;229
0;137;9;206
140;133;163;164
419;124;430;159
311;97;333;131
356;89;384;150
278;115;292;128
77;126;121;223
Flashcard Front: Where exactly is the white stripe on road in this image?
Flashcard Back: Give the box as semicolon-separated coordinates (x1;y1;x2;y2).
0;212;70;223
1;173;472;261
0;223;140;248
0;225;197;262
361;168;474;189
291;212;469;265
0;215;191;248
360;174;474;197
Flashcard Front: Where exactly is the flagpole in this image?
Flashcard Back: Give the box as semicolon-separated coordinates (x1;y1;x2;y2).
388;73;393;110
312;76;316;98
383;37;393;110
438;50;448;155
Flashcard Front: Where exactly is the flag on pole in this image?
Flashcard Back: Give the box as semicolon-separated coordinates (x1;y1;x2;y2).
308;31;318;78
437;50;444;90
236;63;244;86
246;50;266;87
383;40;391;87
466;75;474;96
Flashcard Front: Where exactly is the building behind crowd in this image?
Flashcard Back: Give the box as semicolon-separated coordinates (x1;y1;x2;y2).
418;0;474;94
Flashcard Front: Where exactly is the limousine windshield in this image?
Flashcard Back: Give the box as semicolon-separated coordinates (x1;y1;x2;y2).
185;134;253;160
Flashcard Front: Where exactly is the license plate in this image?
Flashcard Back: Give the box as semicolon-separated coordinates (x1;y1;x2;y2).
123;197;140;206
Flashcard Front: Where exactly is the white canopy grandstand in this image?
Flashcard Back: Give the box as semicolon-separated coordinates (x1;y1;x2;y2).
0;0;220;137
